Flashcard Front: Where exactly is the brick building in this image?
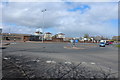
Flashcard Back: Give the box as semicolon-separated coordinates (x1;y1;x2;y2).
2;33;31;41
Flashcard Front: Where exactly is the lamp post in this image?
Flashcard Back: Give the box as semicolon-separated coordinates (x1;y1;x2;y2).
41;9;46;43
9;28;11;34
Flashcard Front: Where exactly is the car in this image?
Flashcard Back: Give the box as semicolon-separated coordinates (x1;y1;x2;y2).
105;42;109;45
99;42;105;47
108;42;113;44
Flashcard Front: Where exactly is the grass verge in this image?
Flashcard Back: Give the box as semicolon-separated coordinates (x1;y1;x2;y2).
116;45;120;48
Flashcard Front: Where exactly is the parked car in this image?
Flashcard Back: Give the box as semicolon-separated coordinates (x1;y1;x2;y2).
105;41;109;45
108;42;113;44
99;42;105;47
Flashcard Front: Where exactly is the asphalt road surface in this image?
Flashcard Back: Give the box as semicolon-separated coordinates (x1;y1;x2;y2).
2;42;118;78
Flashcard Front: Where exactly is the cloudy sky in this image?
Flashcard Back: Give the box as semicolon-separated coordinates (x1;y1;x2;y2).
0;1;118;38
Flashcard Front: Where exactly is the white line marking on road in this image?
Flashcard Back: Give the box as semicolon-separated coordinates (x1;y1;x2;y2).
46;60;56;64
65;61;72;64
91;62;96;65
81;62;87;64
3;57;10;60
32;60;40;62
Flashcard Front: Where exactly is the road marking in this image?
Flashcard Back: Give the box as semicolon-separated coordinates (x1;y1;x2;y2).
81;62;87;64
32;60;40;62
65;61;72;64
91;62;96;65
46;60;56;64
3;57;10;60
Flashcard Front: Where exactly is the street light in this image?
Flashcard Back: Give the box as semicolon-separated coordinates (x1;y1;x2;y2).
41;9;47;43
9;28;11;34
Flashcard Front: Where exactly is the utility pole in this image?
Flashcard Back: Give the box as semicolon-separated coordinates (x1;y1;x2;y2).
9;28;11;34
41;9;46;43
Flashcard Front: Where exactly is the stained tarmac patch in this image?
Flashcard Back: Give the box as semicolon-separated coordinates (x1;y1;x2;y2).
64;46;85;49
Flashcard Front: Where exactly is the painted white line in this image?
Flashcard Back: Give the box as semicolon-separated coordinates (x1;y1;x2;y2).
91;62;96;65
81;62;87;64
46;60;56;64
3;57;10;60
51;61;56;63
32;60;40;62
46;61;51;63
65;61;72;64
36;60;40;62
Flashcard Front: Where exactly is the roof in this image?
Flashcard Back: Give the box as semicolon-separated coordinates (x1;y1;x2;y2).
58;33;65;35
35;31;42;34
45;32;52;34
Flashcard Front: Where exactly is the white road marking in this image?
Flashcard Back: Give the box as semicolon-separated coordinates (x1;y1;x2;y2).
46;60;56;64
65;61;72;64
81;62;87;64
3;57;10;60
32;60;40;62
91;62;96;65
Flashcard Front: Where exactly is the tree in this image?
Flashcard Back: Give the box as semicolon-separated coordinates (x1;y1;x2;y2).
84;34;89;38
52;34;58;38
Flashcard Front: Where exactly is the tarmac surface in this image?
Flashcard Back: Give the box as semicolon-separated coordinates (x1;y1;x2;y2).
1;42;119;79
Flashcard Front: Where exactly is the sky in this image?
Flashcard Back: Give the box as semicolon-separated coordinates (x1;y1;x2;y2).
0;1;118;38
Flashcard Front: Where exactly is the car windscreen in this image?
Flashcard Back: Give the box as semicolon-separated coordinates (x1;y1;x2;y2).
100;42;104;44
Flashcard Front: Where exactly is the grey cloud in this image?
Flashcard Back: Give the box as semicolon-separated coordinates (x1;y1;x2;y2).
1;2;118;37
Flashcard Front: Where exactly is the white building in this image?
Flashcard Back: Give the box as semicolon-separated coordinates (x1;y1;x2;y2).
57;33;65;38
44;32;52;40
